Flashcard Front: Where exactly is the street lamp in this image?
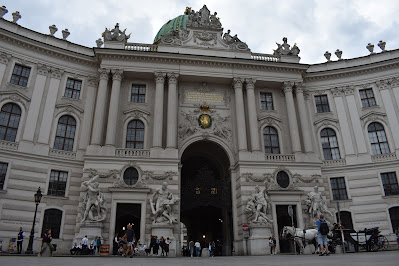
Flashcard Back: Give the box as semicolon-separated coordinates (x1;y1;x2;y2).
25;187;42;254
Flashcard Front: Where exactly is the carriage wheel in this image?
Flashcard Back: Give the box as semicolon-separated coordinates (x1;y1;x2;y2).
377;236;389;251
370;238;379;252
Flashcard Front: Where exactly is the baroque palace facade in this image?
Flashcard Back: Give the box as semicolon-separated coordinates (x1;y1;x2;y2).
0;5;398;255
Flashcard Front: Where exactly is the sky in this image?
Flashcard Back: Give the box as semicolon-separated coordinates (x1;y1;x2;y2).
2;0;399;64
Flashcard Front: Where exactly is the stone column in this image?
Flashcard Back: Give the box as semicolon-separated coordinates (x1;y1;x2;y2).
233;77;248;151
22;64;49;142
245;78;260;151
295;82;313;153
90;68;109;145
166;73;179;149
152;72;166;148
0;53;10;85
37;68;63;144
105;69;123;146
283;81;301;153
79;77;98;149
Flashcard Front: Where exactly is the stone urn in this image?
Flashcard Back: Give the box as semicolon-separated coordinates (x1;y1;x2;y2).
366;43;375;54
0;6;8;18
62;29;70;40
335;49;343;60
96;38;104;48
378;40;386;52
324;51;331;61
49;25;58;36
12;11;21;23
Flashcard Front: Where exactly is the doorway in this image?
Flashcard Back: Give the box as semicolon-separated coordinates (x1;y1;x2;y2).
115;203;141;242
276;204;297;254
180;140;233;256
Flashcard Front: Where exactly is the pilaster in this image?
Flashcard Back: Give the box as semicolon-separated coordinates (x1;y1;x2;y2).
79;76;98;150
152;71;166;148
233;77;248;151
105;69;124;146
245;78;260;151
166;72;179;149
282;81;301;153
295;82;313;153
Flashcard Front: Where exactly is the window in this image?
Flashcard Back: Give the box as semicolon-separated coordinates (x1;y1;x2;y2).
260;92;274;110
0;162;8;190
359;88;377;107
368;122;390;155
48;170;68;197
41;209;62;239
131;84;146;103
389;207;399;234
126;120;144;149
263;126;280;154
10;64;31;87
314;95;330;113
330;177;348;200
276;171;290;188
64;78;82;99
336;211;354;229
123;167;139;186
381;172;399;196
321;128;340;160
0;103;21;142
54;115;76;151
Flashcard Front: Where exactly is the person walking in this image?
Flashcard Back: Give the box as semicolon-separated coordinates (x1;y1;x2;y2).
315;213;330;256
160;236;165;256
165;237;171;256
38;229;54;257
93;237;98;255
113;233;119;255
194;240;201;257
96;236;101;255
125;224;135;258
81;235;89;255
189;240;194;257
16;227;25;254
269;235;276;255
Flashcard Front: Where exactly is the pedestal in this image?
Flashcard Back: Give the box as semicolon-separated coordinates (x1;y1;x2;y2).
201;248;209;257
74;222;103;245
247;224;272;255
151;224;176;257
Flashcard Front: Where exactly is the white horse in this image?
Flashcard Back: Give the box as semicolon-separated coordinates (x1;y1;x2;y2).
282;226;318;254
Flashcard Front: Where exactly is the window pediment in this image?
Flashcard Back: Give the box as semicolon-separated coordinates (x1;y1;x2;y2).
55;103;84;114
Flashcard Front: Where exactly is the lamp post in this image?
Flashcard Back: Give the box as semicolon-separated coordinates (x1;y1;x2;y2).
25;187;42;254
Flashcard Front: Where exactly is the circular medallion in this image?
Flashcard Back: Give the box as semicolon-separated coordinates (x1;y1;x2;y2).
276;171;290;188
198;114;212;129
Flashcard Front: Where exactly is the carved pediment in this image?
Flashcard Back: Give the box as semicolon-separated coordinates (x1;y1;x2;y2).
360;111;387;126
55;103;84;113
258;115;282;126
314;117;339;128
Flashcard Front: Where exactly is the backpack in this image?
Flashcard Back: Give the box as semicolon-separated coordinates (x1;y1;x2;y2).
319;220;329;235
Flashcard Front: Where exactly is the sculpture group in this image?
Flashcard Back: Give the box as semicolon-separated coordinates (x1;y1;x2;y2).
81;175;107;223
150;182;180;224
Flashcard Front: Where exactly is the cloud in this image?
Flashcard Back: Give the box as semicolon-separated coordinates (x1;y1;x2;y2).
2;0;398;63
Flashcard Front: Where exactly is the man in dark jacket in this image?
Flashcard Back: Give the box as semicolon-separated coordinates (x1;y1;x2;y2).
16;227;25;254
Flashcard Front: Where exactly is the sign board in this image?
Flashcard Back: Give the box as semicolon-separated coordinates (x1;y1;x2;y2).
242;224;249;231
243;230;250;239
288;205;293;218
8;238;16;253
100;244;110;256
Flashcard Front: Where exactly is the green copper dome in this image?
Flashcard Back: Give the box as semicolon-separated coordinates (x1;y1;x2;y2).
154;15;188;44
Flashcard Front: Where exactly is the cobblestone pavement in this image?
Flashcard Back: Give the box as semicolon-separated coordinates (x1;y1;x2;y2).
1;252;399;266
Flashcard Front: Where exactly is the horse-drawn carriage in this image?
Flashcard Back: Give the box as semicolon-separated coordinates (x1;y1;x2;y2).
349;227;389;252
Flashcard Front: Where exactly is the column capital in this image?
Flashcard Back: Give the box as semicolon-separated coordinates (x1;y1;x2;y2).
37;64;50;76
154;71;166;83
111;69;124;81
295;82;304;93
50;68;64;79
245;78;256;89
282;81;294;93
168;72;179;84
98;68;110;80
233;77;243;88
87;76;99;87
375;79;390;90
0;52;11;65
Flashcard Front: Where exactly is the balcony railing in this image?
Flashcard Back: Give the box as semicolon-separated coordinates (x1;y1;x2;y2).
371;153;397;163
0;140;19;151
49;149;76;159
265;154;295;162
115;149;150;158
251;53;280;62
125;43;158;52
322;159;346;167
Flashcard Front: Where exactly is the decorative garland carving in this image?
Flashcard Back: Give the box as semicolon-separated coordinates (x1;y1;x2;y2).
241;173;267;182
142;171;177;180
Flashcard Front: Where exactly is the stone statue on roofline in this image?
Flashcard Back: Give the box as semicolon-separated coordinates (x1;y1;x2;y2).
186;5;223;29
273;37;300;56
102;23;131;42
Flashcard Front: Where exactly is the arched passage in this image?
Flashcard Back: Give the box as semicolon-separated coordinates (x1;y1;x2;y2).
180;140;233;256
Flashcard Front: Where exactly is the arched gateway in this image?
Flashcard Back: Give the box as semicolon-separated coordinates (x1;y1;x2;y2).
180;140;233;256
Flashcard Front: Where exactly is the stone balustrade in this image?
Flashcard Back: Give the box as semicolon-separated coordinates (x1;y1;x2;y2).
0;140;19;151
371;153;397;163
322;159;346;167
49;149;76;159
125;43;158;52
251;53;280;62
115;149;151;158
264;154;295;162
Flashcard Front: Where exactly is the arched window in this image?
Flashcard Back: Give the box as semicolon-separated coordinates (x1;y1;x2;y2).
54;115;76;151
126;120;144;149
123;167;139;186
263;126;280;154
389;207;399;234
336;211;354;230
41;209;62;239
368;122;390;155
0;103;21;142
321;128;340;160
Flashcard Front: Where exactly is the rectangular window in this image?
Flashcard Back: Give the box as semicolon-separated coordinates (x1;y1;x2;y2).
260;92;274;110
0;162;8;190
381;172;399;196
64;78;82;99
330;177;348;200
131;84;146;103
315;95;330;113
359;88;377;107
48;170;68;197
10;64;31;87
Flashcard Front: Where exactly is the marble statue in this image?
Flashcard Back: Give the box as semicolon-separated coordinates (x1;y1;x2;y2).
273;37;300;56
102;23;131;42
150;182;180;224
306;186;333;218
223;30;241;44
186;5;222;29
246;185;273;224
81;175;107;222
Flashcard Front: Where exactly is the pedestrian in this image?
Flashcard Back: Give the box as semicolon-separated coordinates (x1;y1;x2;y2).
150;235;157;256
81;235;89;255
269;235;276;255
154;235;160;256
210;241;215;257
315;213;330;256
194;240;201;257
113;233;119;255
125;224;135;258
189;240;194;257
96;236;101;255
160;236;165;256
38;229;54;257
165;237;171;256
93;236;97;255
16;227;25;254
